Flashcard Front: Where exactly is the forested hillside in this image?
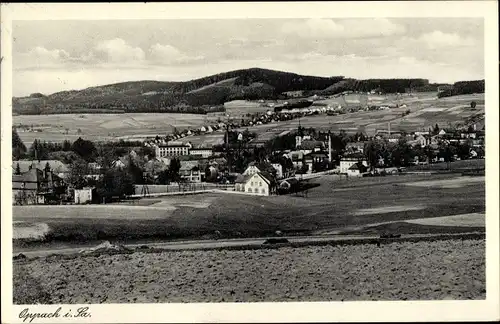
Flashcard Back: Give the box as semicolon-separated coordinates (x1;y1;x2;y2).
14;67;476;115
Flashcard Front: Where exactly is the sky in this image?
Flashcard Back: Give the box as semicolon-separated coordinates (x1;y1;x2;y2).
12;18;484;96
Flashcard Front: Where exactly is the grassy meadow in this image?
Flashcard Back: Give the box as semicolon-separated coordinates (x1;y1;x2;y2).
13;173;485;249
13;92;484;147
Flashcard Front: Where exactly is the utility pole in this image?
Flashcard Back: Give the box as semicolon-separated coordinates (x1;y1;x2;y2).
225;114;232;174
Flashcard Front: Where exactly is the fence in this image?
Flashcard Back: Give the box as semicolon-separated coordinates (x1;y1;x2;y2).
135;183;235;196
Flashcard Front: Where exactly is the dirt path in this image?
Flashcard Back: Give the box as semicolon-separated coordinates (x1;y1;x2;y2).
14;232;484;259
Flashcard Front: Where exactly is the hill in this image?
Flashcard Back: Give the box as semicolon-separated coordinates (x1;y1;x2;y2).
13;67;478;115
437;80;485;98
14;68;346;115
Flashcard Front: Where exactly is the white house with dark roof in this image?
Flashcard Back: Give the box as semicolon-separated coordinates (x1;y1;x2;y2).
13;160;69;179
340;153;368;173
235;172;275;196
345;142;366;154
179;161;201;183
271;163;283;179
347;162;368;177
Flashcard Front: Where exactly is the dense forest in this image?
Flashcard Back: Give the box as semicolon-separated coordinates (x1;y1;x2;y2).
437;80;485;98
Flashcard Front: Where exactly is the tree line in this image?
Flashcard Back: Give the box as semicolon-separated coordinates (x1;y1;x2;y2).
437;80;485;98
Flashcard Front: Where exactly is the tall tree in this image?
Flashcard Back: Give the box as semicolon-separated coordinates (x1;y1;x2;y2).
71;137;96;162
15;163;21;175
168;158;181;182
62;140;72;151
95;168;135;202
44;162;51;174
67;159;90;190
433;124;440;135
127;156;144;184
12;129;27;160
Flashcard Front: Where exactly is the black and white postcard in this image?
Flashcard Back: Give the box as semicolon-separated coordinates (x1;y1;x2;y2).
1;1;499;323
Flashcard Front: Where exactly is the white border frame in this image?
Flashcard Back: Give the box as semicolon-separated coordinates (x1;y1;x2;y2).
1;2;499;323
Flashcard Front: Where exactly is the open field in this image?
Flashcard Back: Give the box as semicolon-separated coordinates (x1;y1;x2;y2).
223;100;270;116
13;238;485;303
184;133;225;146
13;92;484;146
13;113;219;146
237;92;484;140
406;159;485;171
13;173;484;248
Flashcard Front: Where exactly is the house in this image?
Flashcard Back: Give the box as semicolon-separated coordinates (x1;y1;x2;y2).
295;135;312;148
13;160;69;179
271;163;283;179
340;153;368;173
409;134;429;147
298;139;324;154
284;90;304;98
234;172;275;196
304;151;329;173
74;187;96;204
243;163;262;176
345;142;366;154
155;142;190;158
85;162;103;181
387;134;402;143
469;149;483;159
111;159;126;169
347;162;368;177
438;129;447;136
179;161;202;183
143;158;169;180
278;178;300;194
188;147;213;158
12;167;66;205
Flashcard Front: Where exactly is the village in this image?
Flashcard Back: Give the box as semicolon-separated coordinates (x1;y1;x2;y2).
7;11;495;310
12;105;485;205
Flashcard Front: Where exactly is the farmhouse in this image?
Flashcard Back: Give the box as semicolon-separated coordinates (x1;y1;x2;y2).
345;142;366;154
295;135;312;148
347;162;368;177
271;163;283;179
305;151;329;173
340;153;368;174
243;161;277;177
74;187;96;204
408;134;429;147
235;171;275;196
12;167;66;205
111;159;126;169
179;161;202;183
13;160;69;179
298;140;324;154
278;178;300;194
387;134;402;143
285;151;305;168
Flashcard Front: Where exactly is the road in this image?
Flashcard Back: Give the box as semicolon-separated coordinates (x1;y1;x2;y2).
13;232;484;259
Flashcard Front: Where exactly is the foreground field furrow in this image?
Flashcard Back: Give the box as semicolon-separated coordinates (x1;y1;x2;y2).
13;239;485;303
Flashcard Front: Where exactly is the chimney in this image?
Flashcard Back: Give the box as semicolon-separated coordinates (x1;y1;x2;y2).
388;122;391;136
328;135;332;161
